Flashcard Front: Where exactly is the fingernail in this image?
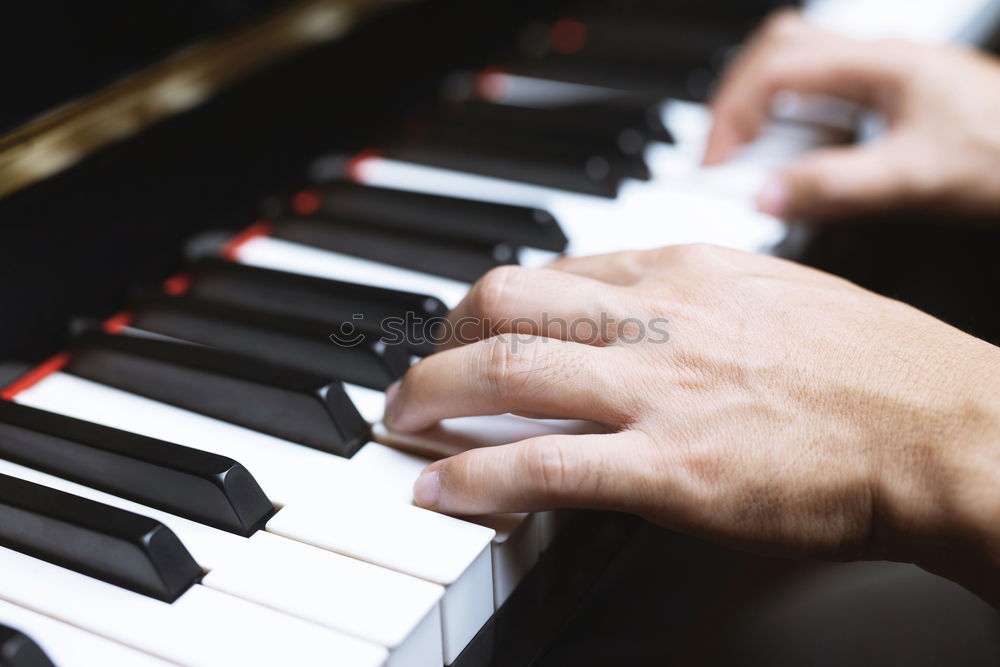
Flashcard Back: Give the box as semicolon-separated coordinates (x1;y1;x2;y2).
413;471;440;509
757;176;789;218
383;380;402;428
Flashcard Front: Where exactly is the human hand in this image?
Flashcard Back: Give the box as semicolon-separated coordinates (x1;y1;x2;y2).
704;10;1000;222
385;245;1000;599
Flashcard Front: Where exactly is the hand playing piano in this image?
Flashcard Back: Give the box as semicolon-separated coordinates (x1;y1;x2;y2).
704;10;1000;222
385;244;1000;601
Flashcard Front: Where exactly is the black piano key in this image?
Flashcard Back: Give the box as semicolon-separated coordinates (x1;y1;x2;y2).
0;401;273;536
0;473;201;602
462;78;673;144
176;260;447;356
561;98;673;144
505;58;709;101
541;17;746;70
66;332;370;458
417;117;652;181
0;625;53;667
271;216;516;283
128;292;409;390
444;100;664;151
385;141;622;197
568;0;795;24
293;181;568;252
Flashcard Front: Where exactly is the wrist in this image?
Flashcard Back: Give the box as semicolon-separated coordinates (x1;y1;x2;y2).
877;339;1000;601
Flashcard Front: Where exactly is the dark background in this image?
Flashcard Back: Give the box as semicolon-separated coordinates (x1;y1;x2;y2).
1;1;291;134
0;0;570;361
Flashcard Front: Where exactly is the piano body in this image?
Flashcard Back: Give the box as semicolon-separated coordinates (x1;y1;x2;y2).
0;1;999;666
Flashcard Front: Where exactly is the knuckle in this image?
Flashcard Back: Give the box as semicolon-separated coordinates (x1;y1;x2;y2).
526;439;569;497
470;265;524;316
872;37;918;62
660;243;724;267
762;8;804;40
871;38;920;85
480;336;539;395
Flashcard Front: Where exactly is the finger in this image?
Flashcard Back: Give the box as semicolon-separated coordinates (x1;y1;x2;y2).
413;431;650;515
546;245;743;284
704;15;902;165
439;265;626;351
757;141;913;220
384;336;639;432
545;251;656;285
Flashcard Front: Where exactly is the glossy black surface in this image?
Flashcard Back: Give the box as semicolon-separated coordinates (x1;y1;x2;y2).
297;181;568;251
411;116;652;181
2;1;293;134
0;625;52;667
0;401;273;536
0;0;565;362
66;332;370;458
453;512;641;667
0;473;201;602
442;100;669;152
0;624;53;667
129;292;409;390
273;216;518;283
180;260;448;356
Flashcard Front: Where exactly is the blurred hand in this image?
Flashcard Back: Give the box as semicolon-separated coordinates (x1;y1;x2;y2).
385;246;1000;600
704;10;1000;222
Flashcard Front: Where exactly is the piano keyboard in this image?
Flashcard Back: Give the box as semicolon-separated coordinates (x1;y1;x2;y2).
1;1;997;665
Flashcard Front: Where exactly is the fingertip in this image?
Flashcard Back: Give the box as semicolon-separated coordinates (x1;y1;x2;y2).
413;470;441;509
702;121;740;166
702;146;731;167
756;174;791;218
382;379;403;428
383;378;433;433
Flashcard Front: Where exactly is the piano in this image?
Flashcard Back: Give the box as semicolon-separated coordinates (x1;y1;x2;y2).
0;1;998;665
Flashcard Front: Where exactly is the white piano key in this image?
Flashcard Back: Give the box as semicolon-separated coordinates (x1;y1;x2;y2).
350;429;535;608
347;382;398;424
350;155;786;255
349;384;602;601
370;414;602;605
267;501;493;665
207;531;444;666
352;152;574;210
233;236;472;308
0;599;171;667
272;387;549;609
474;71;630;107
13;372;494;662
0;457;444;665
0;546;388;667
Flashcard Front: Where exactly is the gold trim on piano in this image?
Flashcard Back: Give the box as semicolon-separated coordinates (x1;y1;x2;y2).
0;0;400;200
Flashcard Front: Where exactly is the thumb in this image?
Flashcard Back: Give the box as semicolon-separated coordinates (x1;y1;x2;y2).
757;142;909;221
412;432;645;516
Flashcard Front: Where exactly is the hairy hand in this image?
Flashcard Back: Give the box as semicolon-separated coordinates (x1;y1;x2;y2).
704;10;1000;222
385;245;1000;598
